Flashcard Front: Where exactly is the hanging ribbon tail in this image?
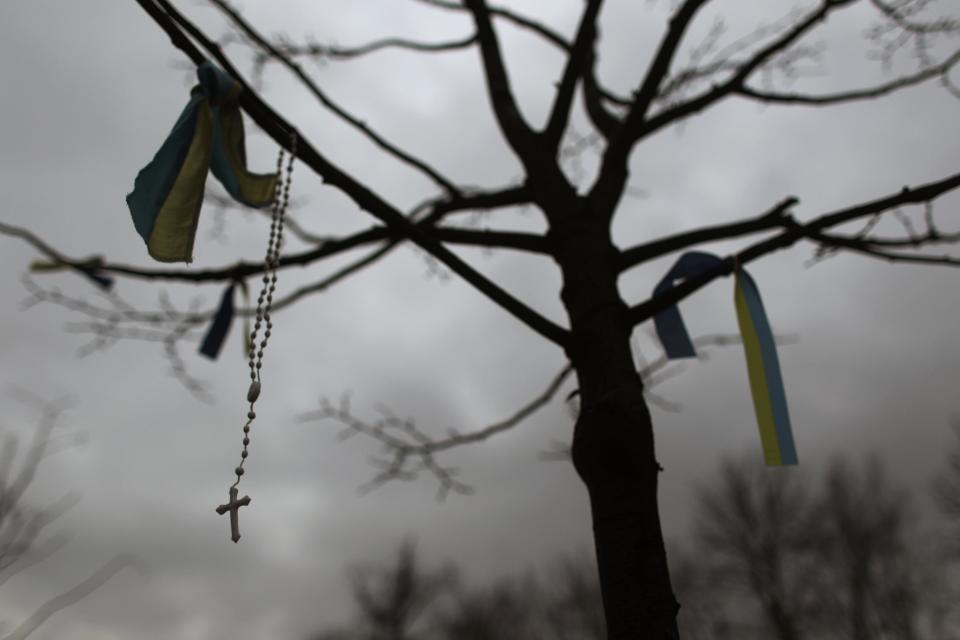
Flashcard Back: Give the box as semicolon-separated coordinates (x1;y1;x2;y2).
76;265;115;291
653;251;725;359
734;269;798;466
126;61;277;264
199;283;237;360
237;279;253;357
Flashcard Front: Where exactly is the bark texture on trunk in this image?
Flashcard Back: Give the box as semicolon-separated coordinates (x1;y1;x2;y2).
552;214;680;639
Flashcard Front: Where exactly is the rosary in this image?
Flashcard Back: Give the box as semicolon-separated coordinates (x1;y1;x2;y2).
216;133;297;543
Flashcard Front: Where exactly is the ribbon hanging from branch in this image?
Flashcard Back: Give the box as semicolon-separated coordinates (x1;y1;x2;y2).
653;251;798;466
199;282;237;360
126;61;278;263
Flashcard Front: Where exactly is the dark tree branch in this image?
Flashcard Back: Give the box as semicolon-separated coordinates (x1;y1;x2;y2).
417;0;629;135
618;197;800;272
207;0;460;195
0;555;142;640
591;1;857;216
628;0;712;125
3;185;544;286
737;48;960;105
134;0;570;346
627;170;960;326
416;0;568;48
265;34;478;61
582;50;622;138
463;0;540;162
803;228;960;267
869;0;960;35
5;223;548;285
632;0;859;142
543;0;605;150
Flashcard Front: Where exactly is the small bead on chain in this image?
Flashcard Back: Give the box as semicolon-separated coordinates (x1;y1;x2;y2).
230;132;297;489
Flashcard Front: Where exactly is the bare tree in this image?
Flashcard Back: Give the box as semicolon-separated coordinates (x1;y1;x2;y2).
692;454;939;640
539;553;607;640
5;0;960;636
931;422;960;638
312;544;604;640
310;538;456;640
934;422;960;558
694;457;816;640
812;458;922;640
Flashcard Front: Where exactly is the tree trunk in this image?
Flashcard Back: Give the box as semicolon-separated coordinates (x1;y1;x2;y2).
552;214;680;639
763;597;802;640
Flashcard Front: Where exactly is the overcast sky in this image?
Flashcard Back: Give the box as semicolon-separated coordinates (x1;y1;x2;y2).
1;1;959;638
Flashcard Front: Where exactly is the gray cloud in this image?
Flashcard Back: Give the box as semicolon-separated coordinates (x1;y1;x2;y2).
1;0;958;638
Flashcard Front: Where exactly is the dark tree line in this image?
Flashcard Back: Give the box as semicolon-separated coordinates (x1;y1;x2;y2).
311;433;960;640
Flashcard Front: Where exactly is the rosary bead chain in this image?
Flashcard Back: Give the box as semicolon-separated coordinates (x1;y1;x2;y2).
230;132;297;490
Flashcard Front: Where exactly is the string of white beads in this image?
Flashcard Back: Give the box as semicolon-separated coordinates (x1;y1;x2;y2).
231;132;297;488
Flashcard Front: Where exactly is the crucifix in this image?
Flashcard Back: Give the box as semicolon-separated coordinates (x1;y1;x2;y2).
216;486;251;543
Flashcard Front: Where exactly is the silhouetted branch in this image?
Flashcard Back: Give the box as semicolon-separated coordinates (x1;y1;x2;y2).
3;184;536;288
582;48;621;138
136;0;570;347
542;0;604;149
737;48;960;105
207;0;461;195
628;170;960;326
416;0;631;122
597;0;812;213
628;1;858;145
628;0;712;125
619;197;799;272
415;0;567;48
806;230;960;267
265;34;478;61
0;555;143;640
463;0;540;163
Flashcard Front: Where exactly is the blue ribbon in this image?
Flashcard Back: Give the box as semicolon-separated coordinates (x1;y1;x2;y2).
199;283;236;360
652;251;723;358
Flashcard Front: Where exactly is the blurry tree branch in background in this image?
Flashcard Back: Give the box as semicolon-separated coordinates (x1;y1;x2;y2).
0;393;143;639
310;538;456;640
299;332;782;496
688;454;953;640
308;445;960;640
934;422;960;558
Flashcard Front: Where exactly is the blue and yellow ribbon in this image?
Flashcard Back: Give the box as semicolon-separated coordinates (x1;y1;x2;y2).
126;61;277;263
653;252;798;466
733;268;797;465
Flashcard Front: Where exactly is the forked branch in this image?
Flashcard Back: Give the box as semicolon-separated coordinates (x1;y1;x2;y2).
134;0;570;346
208;0;461;195
463;0;540;161
628;170;960;326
